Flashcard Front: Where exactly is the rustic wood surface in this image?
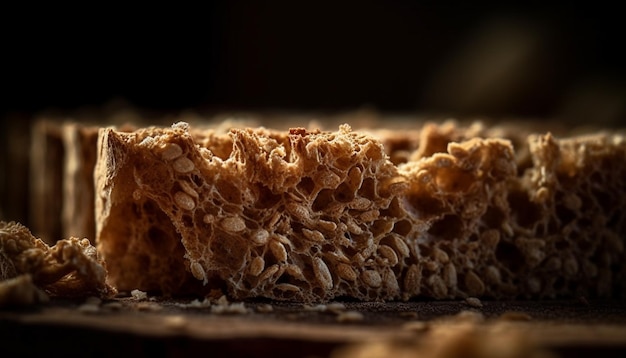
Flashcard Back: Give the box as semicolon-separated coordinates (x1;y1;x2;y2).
1;297;626;357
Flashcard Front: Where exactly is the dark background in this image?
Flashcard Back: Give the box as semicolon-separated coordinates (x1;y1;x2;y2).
2;1;625;124
1;1;625;227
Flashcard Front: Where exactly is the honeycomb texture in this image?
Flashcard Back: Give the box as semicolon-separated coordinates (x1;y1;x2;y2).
95;122;626;302
0;220;116;298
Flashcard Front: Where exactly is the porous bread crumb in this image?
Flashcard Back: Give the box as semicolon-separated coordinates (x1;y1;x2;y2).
77;302;101;313
210;301;249;315
131;289;148;300
171;295;249;314
175;298;212;309
466;297;483;308
207;294;250;314
256;303;274;313
0;221;116;300
303;302;348;313
326;302;347;314
94;121;626;302
303;304;329;312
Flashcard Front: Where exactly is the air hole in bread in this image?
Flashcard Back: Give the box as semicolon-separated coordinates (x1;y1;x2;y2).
495;241;525;272
313;189;335;211
428;215;463;240
297;177;316;197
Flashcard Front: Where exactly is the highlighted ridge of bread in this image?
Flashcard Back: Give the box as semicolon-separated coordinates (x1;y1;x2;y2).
95;122;626;302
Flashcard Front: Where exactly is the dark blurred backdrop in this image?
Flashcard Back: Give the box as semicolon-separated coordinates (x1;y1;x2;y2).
2;1;625;124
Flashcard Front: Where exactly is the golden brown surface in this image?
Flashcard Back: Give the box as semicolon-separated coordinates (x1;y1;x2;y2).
95;121;626;302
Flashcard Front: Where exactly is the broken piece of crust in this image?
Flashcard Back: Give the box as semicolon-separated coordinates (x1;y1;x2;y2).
0;221;116;302
95;122;626;302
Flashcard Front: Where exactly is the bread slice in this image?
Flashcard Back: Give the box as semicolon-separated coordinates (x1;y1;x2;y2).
28;115;264;244
30;119;133;244
94;121;626;302
29;120;66;244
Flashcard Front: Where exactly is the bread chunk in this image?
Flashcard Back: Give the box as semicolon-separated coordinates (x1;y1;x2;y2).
0;220;116;300
95;122;626;302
